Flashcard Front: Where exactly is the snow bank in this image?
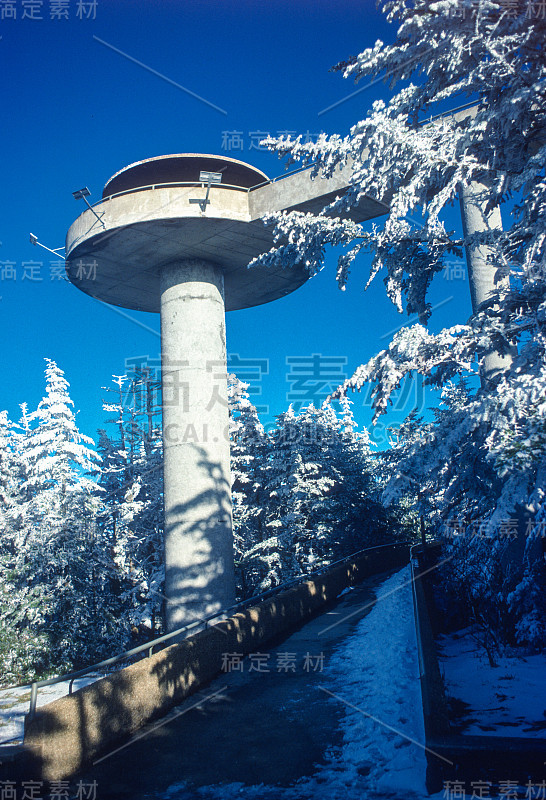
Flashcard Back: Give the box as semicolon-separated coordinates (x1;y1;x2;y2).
438;629;546;738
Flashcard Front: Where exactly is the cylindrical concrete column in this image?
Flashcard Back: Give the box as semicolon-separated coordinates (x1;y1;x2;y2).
459;181;514;384
160;258;235;632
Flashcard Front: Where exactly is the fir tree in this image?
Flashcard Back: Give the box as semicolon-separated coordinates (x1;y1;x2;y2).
0;361;122;681
98;370;164;638
254;0;546;648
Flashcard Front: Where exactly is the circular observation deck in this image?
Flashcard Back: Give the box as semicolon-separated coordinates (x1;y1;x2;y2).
66;153;308;313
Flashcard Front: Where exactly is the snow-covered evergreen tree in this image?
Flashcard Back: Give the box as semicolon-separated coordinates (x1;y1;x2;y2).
0;409;39;681
233;394;391;596
98;370;164;639
228;375;269;597
0;360;127;681
254;0;546;648
242;404;309;592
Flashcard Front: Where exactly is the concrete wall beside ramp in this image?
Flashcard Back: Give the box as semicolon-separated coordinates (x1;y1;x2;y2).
20;542;409;781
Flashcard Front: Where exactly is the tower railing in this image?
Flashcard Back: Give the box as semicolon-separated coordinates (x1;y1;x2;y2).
87;162;318;208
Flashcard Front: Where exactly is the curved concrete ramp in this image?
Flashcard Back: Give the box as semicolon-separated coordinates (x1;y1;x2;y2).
19;544;409;782
71;570;399;798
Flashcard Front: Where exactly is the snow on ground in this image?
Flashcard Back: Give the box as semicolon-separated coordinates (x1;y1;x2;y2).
0;673;104;744
161;566;441;800
438;629;546;737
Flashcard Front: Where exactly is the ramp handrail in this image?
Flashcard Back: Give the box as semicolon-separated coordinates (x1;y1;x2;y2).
24;540;410;723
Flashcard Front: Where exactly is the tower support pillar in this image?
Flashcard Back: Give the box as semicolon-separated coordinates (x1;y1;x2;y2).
160;258;235;633
459;181;514;384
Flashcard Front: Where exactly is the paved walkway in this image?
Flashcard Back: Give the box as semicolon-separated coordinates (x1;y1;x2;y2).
72;569;399;800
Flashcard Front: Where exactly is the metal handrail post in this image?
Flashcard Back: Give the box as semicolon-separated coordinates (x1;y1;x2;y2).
28;682;38;723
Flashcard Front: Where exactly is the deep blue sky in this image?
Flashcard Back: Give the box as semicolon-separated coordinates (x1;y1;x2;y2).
0;0;474;449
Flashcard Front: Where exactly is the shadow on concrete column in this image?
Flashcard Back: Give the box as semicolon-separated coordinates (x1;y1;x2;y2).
160;259;235;633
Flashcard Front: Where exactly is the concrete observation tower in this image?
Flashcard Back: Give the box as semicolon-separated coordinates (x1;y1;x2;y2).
66;153;387;632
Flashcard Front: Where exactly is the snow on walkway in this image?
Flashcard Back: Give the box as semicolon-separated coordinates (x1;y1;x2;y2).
0;674;103;744
163;566;437;800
